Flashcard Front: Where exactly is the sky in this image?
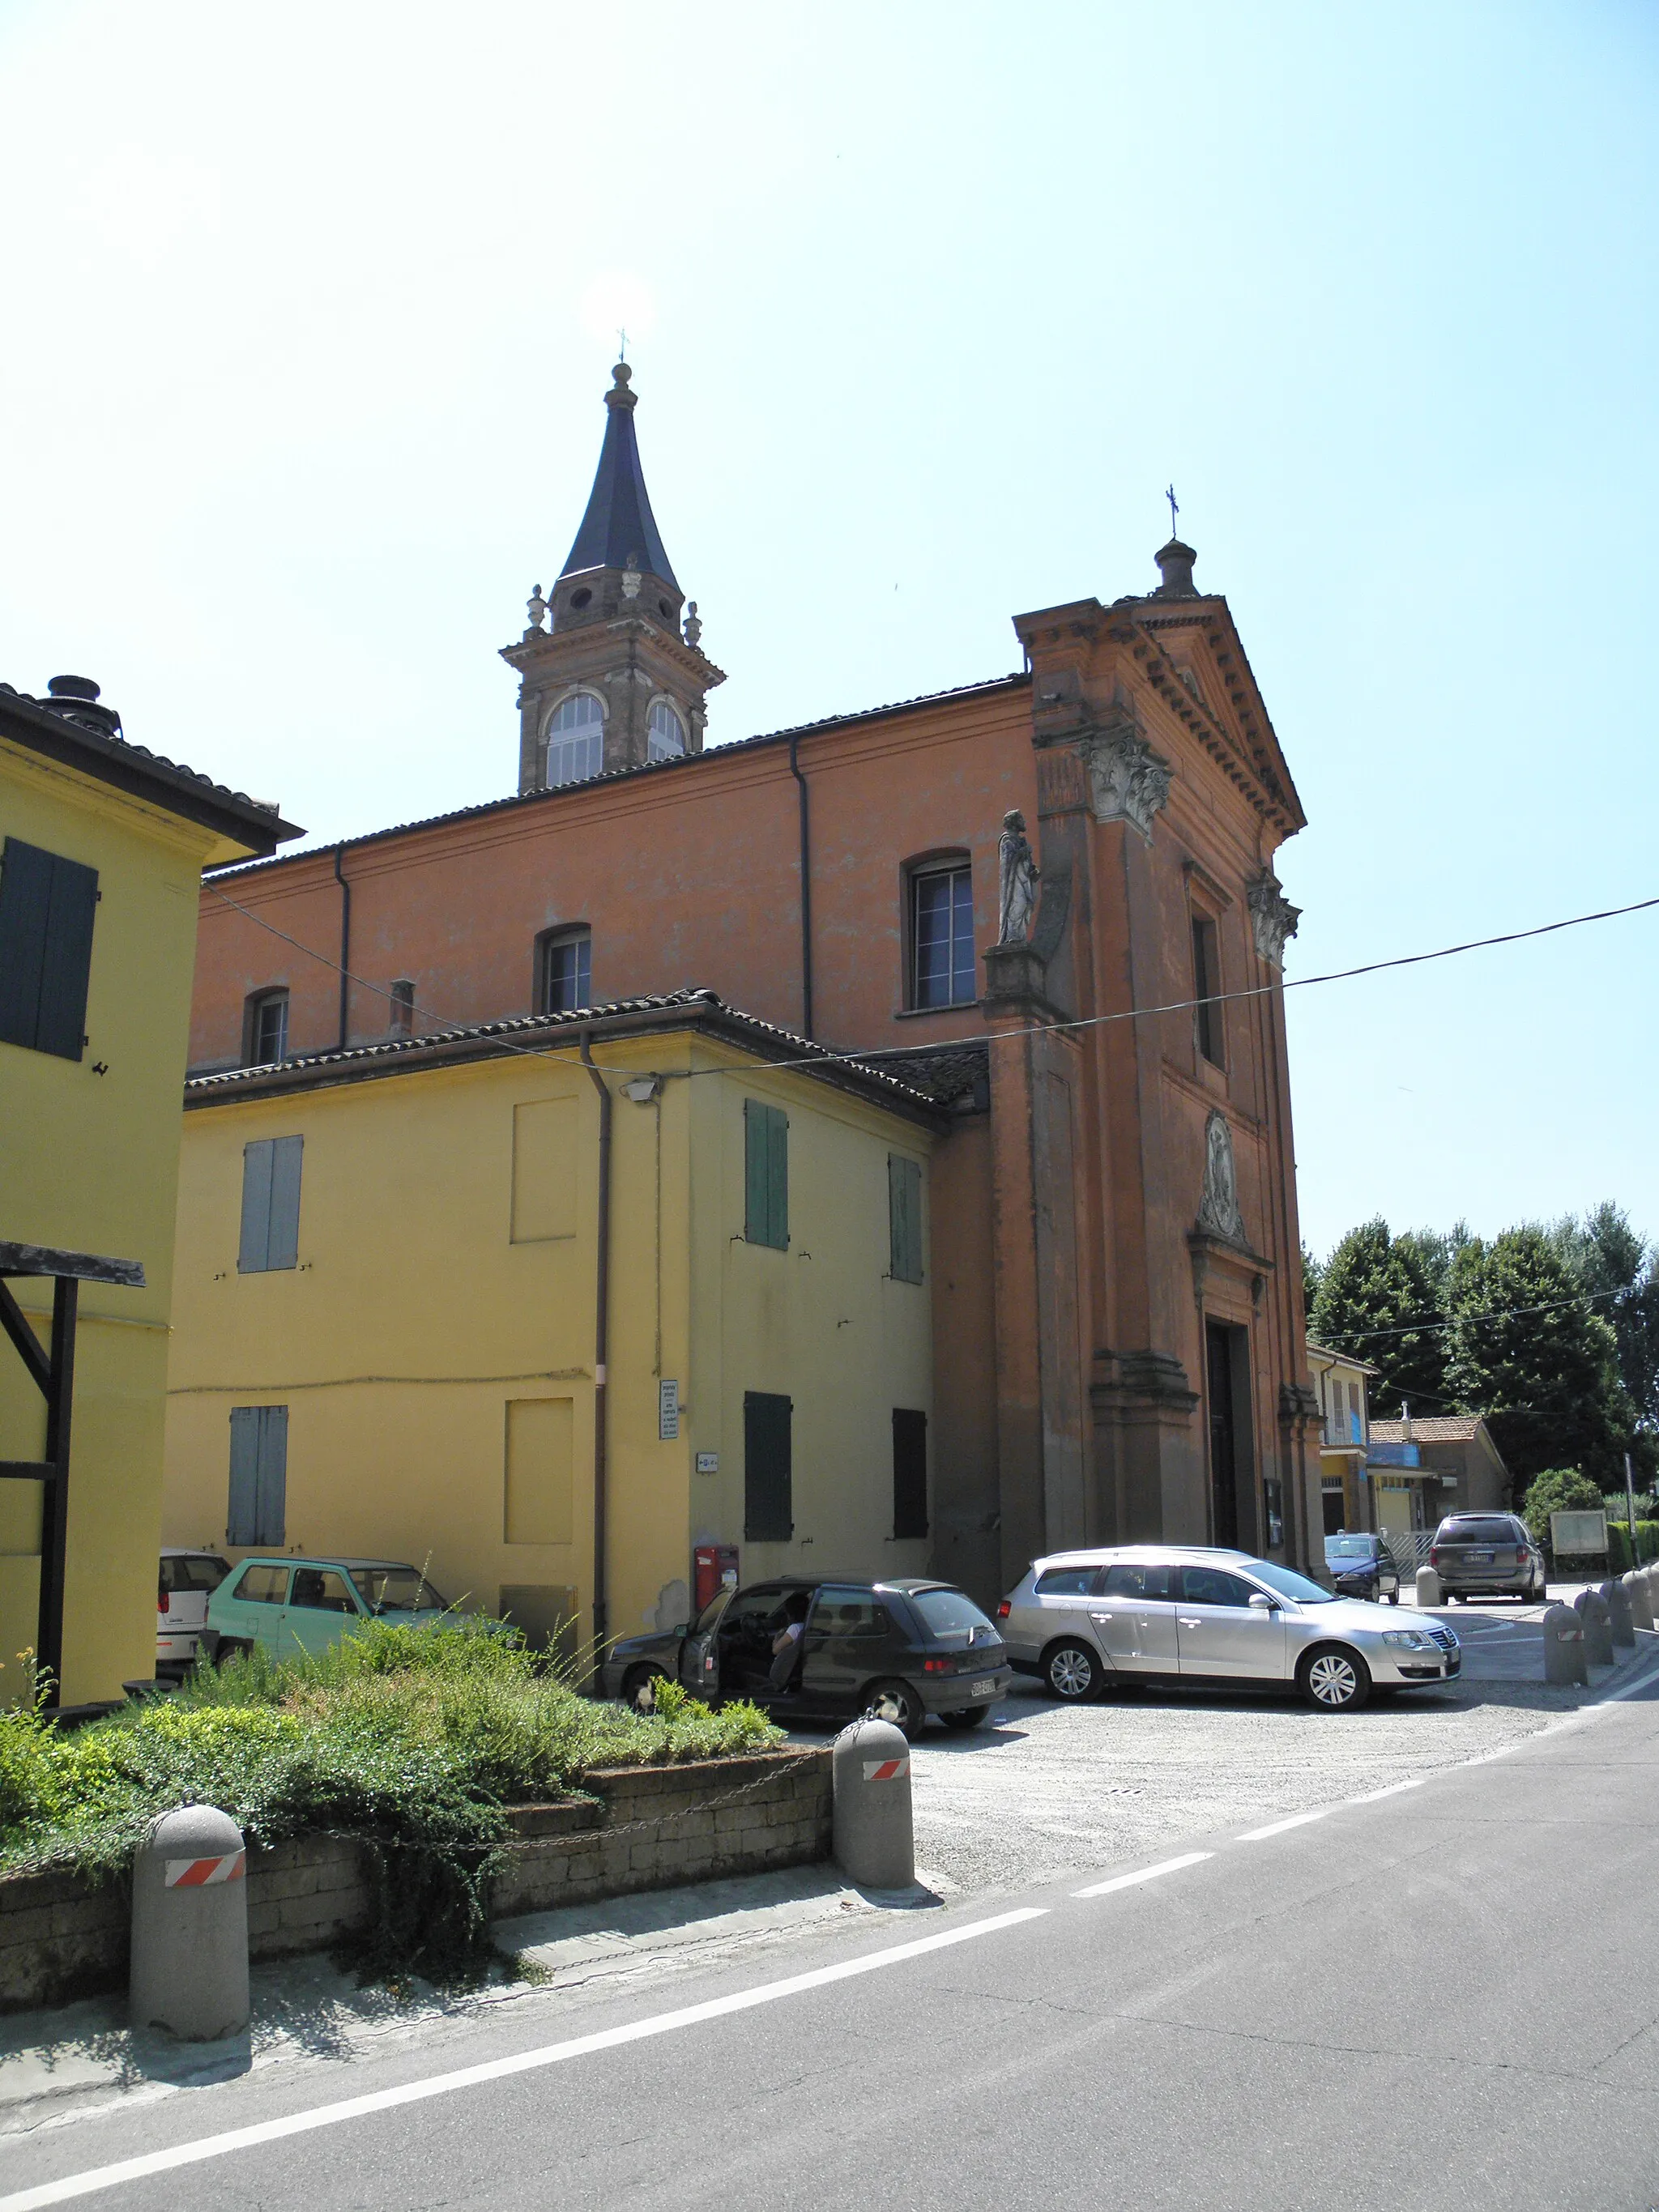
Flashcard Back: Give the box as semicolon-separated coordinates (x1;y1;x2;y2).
1;0;1655;1258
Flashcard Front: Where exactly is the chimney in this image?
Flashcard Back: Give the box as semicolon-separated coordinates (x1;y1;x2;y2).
1152;539;1198;597
40;675;122;739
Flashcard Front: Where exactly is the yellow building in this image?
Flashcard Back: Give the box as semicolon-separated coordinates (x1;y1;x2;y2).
1305;1340;1378;1536
163;992;942;1651
1;677;295;1707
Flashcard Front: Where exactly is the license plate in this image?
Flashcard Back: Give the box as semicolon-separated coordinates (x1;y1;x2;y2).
970;1676;998;1698
1469;1552;1493;1564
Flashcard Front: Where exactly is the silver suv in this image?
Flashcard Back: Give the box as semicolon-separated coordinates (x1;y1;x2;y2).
997;1545;1461;1711
1429;1514;1546;1603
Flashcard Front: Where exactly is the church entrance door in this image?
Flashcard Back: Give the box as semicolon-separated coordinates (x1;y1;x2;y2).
1205;1320;1246;1549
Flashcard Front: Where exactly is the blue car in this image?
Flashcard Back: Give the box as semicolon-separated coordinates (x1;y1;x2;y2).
206;1555;449;1661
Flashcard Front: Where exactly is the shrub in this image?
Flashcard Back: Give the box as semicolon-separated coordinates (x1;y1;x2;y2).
1520;1468;1603;1555
1608;1521;1659;1571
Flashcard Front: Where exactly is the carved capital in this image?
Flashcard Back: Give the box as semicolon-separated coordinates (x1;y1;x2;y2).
1081;722;1172;843
1247;868;1301;966
1279;1380;1320;1426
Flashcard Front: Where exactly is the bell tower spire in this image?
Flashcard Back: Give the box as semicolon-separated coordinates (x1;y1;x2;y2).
501;361;725;796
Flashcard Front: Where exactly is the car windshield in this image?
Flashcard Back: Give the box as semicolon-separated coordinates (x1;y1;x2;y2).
161;1555;230;1594
1437;1518;1517;1545
1324;1538;1374;1560
910;1587;1000;1643
348;1566;446;1613
1238;1558;1340;1605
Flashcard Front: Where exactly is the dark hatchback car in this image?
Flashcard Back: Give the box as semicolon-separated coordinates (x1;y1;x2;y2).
1323;1532;1401;1604
1430;1513;1547;1602
599;1575;1012;1738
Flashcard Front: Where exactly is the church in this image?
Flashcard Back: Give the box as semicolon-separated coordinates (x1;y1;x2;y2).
181;359;1318;1614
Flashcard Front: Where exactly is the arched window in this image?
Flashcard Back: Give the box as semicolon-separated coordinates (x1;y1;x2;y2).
244;987;289;1067
647;697;686;762
544;692;605;788
537;926;592;1015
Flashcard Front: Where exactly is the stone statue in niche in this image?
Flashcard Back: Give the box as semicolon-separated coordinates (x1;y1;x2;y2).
997;809;1040;944
1198;1109;1247;1245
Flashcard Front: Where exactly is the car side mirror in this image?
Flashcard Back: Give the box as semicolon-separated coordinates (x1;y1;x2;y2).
1248;1593;1277;1611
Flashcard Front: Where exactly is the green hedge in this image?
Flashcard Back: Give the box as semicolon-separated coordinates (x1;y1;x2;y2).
1608;1522;1659;1571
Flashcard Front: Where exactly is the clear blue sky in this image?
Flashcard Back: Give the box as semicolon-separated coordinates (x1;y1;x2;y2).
2;1;1654;1257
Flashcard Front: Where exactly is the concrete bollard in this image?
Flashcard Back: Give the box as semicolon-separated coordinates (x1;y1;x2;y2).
1575;1588;1614;1669
1542;1603;1589;1687
130;1805;249;2039
1643;1565;1659;1623
1601;1577;1635;1649
832;1715;915;1890
1625;1570;1656;1634
1414;1566;1443;1608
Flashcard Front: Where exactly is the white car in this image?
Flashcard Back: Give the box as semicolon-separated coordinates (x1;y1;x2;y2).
157;1549;231;1672
997;1544;1461;1711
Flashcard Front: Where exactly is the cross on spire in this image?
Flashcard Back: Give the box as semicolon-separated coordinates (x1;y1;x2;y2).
1165;483;1179;538
617;327;628;363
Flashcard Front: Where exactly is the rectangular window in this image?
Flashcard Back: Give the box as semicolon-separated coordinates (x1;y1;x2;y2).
541;931;592;1014
911;864;975;1008
1192;914;1222;1066
238;1135;304;1272
892;1408;928;1538
504;1397;574;1545
250;992;288;1065
888;1154;923;1284
389;980;415;1038
744;1391;793;1541
227;1405;288;1546
744;1099;789;1249
0;837;98;1062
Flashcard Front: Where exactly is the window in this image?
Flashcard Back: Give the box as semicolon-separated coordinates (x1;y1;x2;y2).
544;692;605;787
910;861;975;1009
811;1590;889;1639
888;1155;923;1284
1034;1565;1102;1596
539;928;592;1015
647;698;686;761
1099;1562;1172;1600
352;1566;446;1613
0;837;98;1061
227;1406;288;1546
389;980;415;1038
892;1409;928;1537
239;1136;303;1272
234;1563;289;1605
160;1554;229;1595
744;1391;793;1541
245;988;289;1067
289;1569;357;1614
908;1587;998;1638
1177;1564;1254;1608
1192;914;1222;1066
744;1100;788;1248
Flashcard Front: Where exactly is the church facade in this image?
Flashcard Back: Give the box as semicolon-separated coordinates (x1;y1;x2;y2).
185;364;1319;1610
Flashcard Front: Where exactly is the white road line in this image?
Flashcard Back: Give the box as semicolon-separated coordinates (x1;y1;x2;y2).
1236;1810;1328;1842
1348;1776;1427;1804
0;1907;1048;2212
1071;1852;1213;1899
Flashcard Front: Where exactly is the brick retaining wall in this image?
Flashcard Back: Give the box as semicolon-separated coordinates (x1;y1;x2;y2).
0;1748;830;2014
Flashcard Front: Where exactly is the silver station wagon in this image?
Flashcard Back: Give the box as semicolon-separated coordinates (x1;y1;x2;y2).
997;1545;1461;1711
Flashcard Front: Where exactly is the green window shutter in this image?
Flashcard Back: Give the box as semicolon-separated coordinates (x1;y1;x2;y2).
744;1101;788;1248
889;1155;923;1284
0;838;98;1061
892;1408;928;1538
744;1391;793;1541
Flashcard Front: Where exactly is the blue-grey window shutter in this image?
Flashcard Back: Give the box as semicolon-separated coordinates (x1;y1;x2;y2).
228;1408;262;1543
768;1110;788;1249
256;1406;288;1544
267;1136;303;1270
0;838;98;1060
239;1140;274;1272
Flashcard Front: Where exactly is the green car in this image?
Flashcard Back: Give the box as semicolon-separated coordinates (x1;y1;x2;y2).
206;1555;449;1661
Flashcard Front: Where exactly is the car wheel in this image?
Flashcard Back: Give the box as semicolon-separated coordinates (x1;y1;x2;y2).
940;1707;992;1730
865;1677;928;1739
1043;1641;1101;1703
1388;1586;1401;1605
1299;1646;1371;1712
622;1663;668;1713
213;1639;252;1669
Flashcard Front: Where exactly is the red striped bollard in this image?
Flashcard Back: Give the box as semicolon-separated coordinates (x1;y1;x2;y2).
130;1805;249;2039
832;1714;915;1889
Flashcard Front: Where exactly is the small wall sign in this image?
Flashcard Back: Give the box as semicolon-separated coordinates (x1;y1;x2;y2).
659;1379;680;1441
695;1451;719;1474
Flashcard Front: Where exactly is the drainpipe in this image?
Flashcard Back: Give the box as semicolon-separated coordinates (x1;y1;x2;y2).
332;845;352;1051
788;733;813;1038
580;1034;612;1660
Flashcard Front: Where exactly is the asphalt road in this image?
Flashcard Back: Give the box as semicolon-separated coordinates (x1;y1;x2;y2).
6;1661;1658;2212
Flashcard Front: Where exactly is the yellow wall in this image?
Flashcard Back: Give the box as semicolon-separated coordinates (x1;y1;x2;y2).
163;1033;936;1653
0;737;221;1705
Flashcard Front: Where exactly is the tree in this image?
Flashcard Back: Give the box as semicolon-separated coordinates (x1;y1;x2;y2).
1445;1228;1632;1485
1310;1217;1447;1415
1519;1468;1602;1556
1546;1203;1659;1443
1301;1243;1323;1328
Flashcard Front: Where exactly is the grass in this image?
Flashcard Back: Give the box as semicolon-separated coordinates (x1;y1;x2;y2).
0;1625;782;1983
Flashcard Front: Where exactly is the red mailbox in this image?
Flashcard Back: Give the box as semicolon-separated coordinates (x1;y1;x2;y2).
693;1544;740;1615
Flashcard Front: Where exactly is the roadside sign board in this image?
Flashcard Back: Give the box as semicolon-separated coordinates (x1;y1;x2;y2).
659;1379;680;1441
1550;1509;1607;1557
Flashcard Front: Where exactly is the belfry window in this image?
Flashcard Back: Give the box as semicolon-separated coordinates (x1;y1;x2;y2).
647;698;686;761
245;987;289;1067
910;860;975;1009
544;693;605;788
538;927;592;1015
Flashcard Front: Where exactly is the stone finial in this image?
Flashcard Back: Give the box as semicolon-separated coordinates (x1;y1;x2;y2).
1153;539;1199;596
525;583;548;635
606;360;638;413
683;599;702;650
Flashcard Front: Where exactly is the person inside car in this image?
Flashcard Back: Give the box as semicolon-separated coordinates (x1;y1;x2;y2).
768;1591;812;1691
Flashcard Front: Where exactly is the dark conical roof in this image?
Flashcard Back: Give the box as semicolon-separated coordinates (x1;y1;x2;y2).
561;363;679;591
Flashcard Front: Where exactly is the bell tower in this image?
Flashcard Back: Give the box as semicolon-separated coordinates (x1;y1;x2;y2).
501;362;725;795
